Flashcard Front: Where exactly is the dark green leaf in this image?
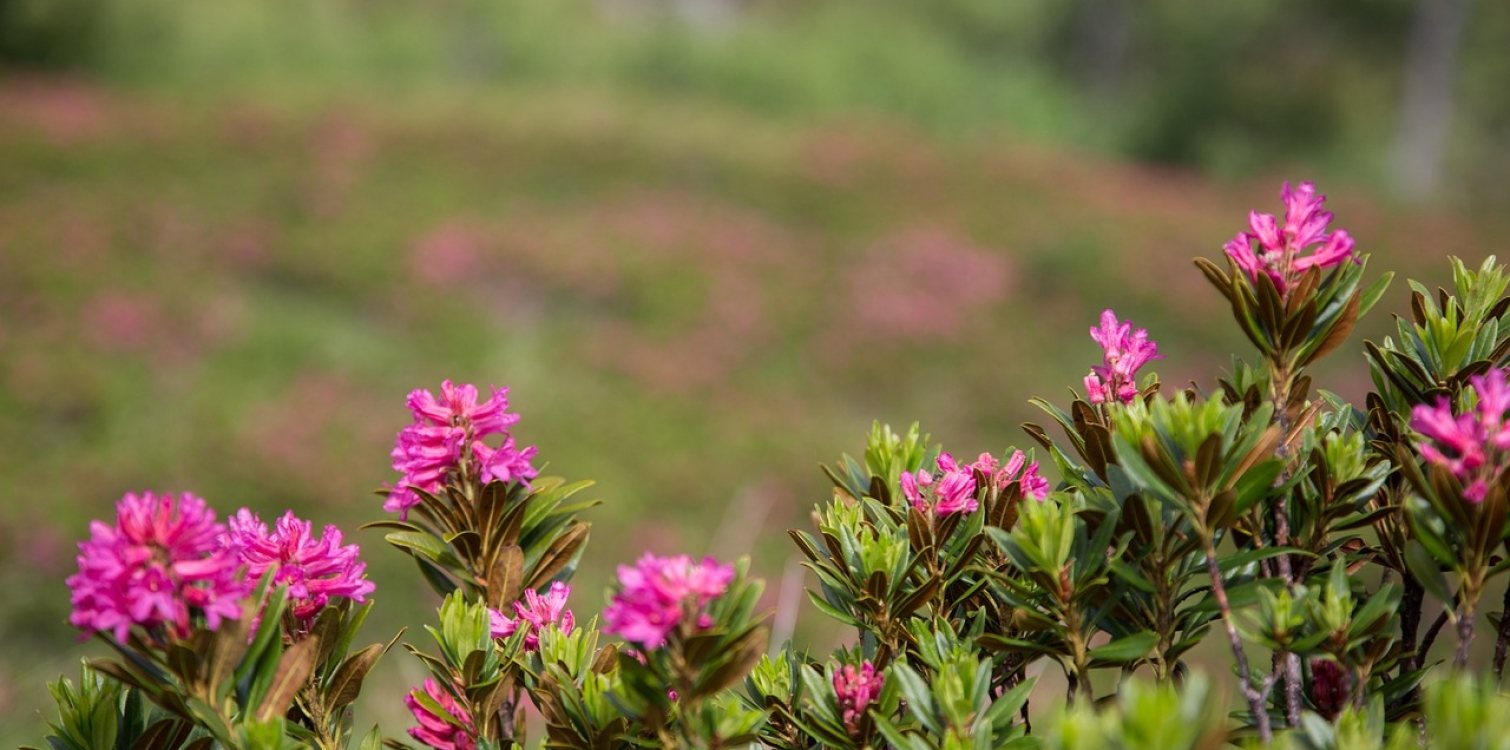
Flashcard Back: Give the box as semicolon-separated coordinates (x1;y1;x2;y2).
1404;540;1452;604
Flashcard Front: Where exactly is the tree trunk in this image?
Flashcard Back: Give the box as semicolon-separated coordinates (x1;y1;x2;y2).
1391;0;1474;201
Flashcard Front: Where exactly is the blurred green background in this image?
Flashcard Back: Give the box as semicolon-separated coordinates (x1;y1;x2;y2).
2;0;1507;742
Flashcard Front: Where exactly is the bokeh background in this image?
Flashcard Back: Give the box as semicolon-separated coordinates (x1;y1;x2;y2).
2;0;1508;742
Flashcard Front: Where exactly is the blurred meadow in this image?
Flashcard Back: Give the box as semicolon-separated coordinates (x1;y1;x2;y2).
2;0;1509;742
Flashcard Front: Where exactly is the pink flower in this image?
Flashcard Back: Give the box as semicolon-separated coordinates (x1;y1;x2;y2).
1223;181;1358;295
1084;310;1162;405
405;679;476;750
901;454;979;516
387;381;538;519
223;510;375;627
834;661;884;734
1411;368;1510;503
476;437;538;485
988;450;1050;501
67;492;250;642
489;581;575;650
602;554;734;649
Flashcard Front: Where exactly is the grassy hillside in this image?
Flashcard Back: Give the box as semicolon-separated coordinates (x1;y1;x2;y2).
0;76;1498;741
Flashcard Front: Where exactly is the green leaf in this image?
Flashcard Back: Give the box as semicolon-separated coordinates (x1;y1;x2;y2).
1087;631;1158;665
986;676;1035;722
976;634;1066;658
356;726;384;750
1230;460;1283;513
872;714;928;750
1108;559;1157;594
385;531;466;570
892;663;942;736
413;557;459;597
1217;546;1313;577
525;521;589;590
1404;540;1452;604
1360;271;1396;316
804;590;859;627
1188;578;1284;614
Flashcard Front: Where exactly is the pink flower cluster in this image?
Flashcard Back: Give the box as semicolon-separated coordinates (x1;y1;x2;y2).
224;509;375;626
901;451;1049;516
971;450;1051;502
1222;181;1358;295
405;678;476;750
834;661;884;734
67;492;250;642
602;553;734;649
1411;369;1510;503
490;581;575;651
901;454;978;516
387;381;538;520
1084;310;1162;406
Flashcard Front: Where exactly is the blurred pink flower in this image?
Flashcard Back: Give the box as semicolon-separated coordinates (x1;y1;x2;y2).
67;492;249;641
602;553;734;649
405;679;476;750
1223;181;1358;295
846;228;1013;342
82;293;161;353
490;581;575;651
1411;368;1510;503
834;661;884;734
387;381;538;519
411;222;486;286
224;509;374;627
901;453;979;516
1084;310;1162;405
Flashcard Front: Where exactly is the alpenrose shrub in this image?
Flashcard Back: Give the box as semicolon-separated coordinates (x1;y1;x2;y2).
30;182;1510;750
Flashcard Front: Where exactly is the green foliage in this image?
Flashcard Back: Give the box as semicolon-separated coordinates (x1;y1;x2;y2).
1037;675;1225;750
290;601;398;750
523;624;627;750
1110;394;1281;531
30;662;135;750
1417;675;1510;750
874;655;1030;750
1365;256;1510;415
824;421;934;506
981;495;1149;691
1197;255;1386;374
369;476;597;609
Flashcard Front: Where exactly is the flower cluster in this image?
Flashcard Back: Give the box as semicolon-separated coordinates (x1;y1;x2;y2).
1084;309;1162;406
405;679;476;750
834;661;884;735
67;492;250;642
970;450;1050;501
224;509;375;627
602;554;734;649
901;453;978;516
489;581;574;651
387;380;538;520
1411;368;1510;503
1222;181;1358;295
901;450;1051;517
